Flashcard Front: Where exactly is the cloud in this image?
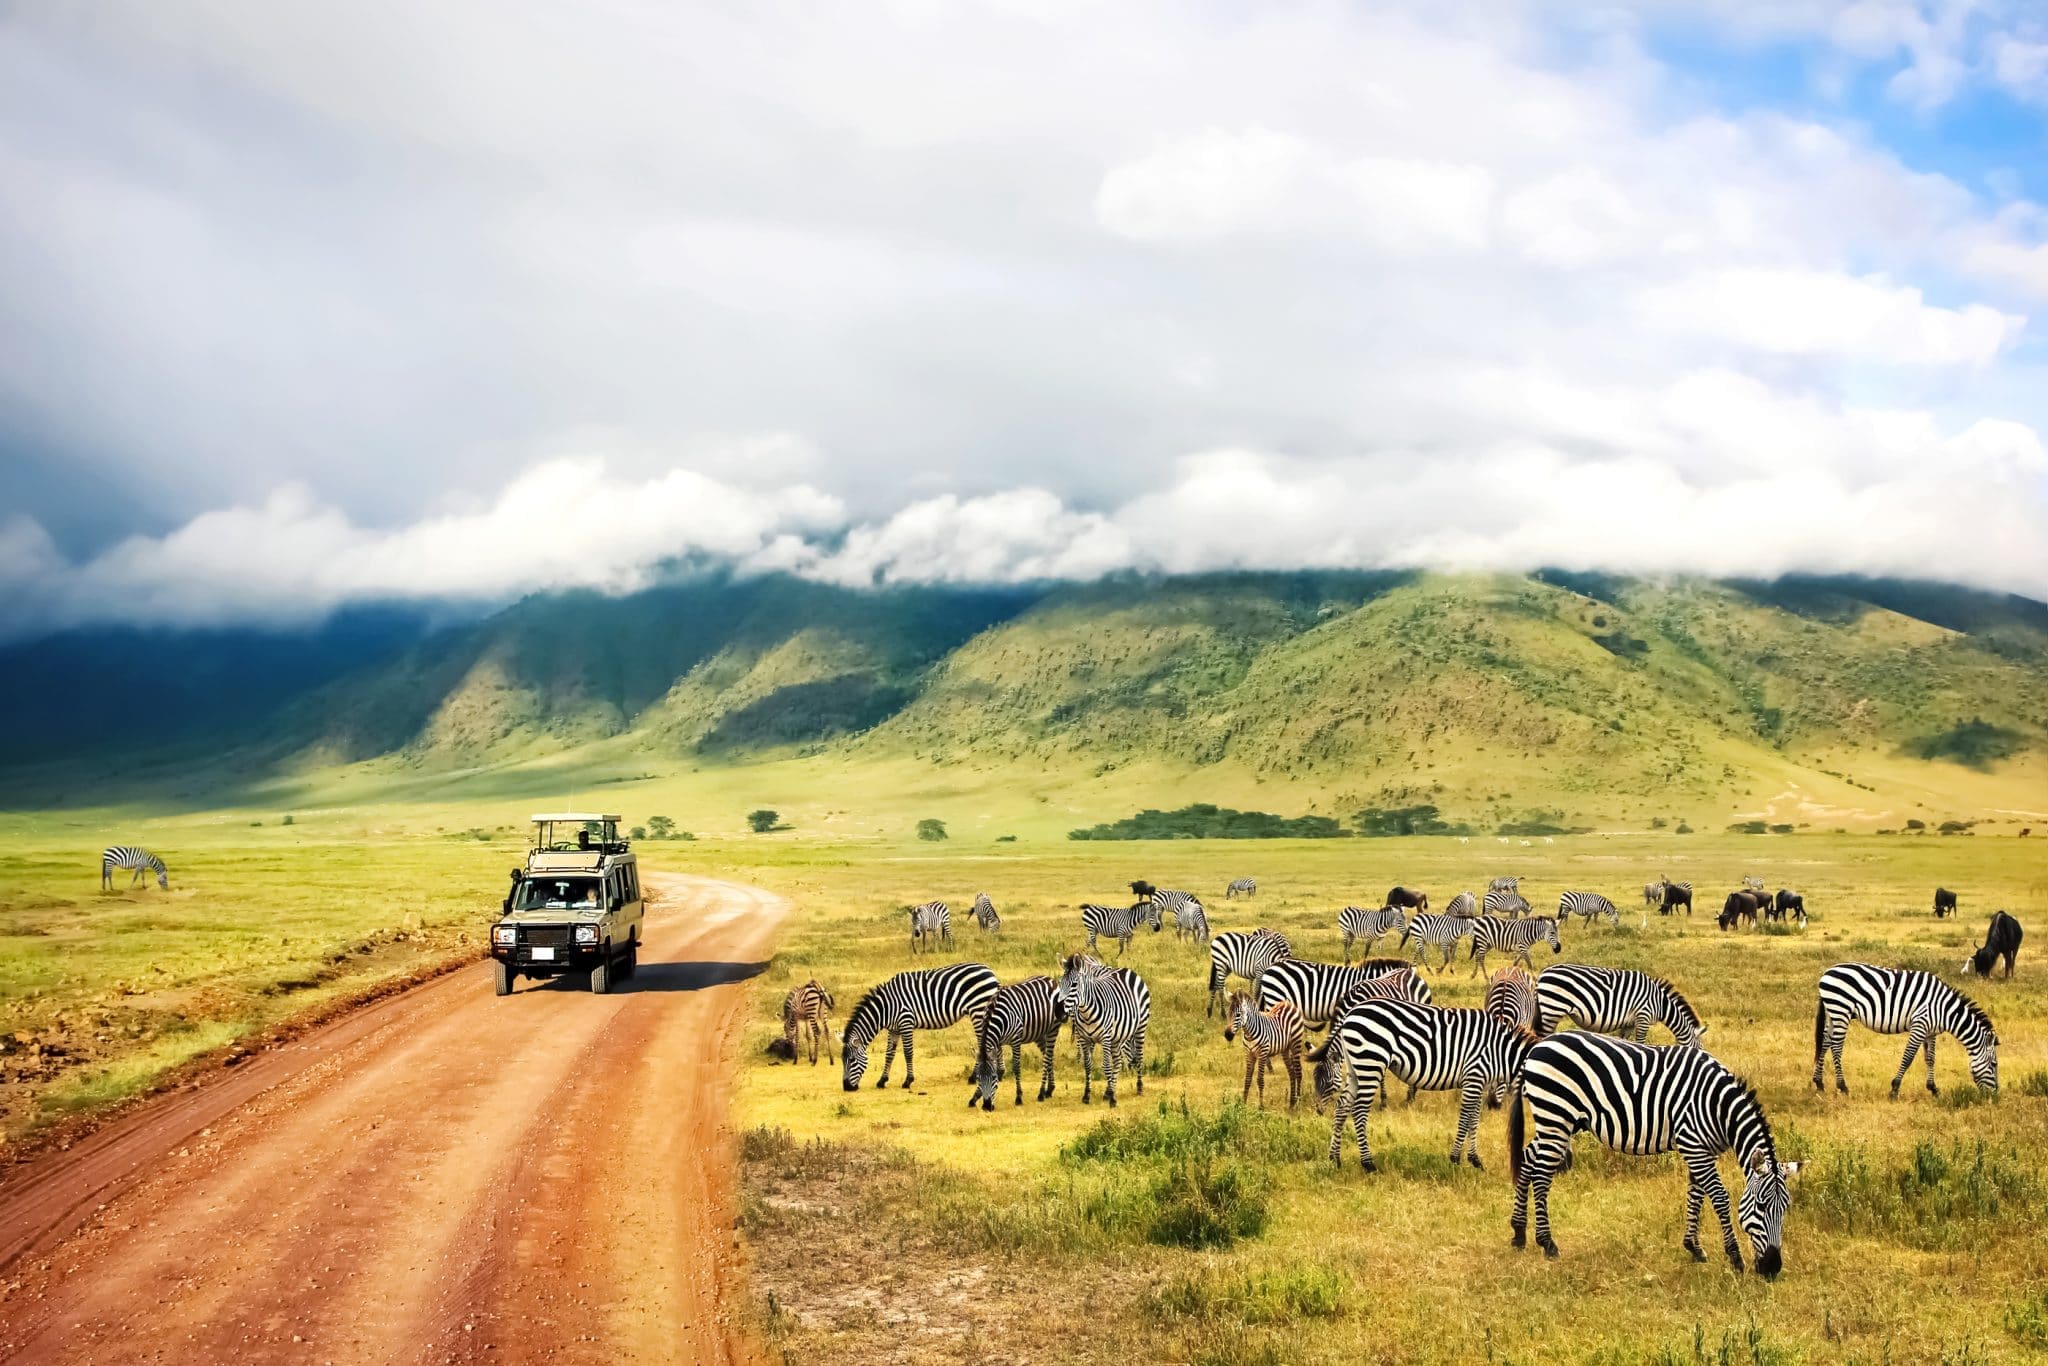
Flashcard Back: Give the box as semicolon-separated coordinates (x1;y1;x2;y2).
1634;269;2024;366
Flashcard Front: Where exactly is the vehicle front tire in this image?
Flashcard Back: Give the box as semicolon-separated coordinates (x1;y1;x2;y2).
493;960;514;996
590;952;611;995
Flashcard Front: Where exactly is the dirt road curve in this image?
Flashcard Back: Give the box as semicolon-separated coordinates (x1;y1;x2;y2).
0;873;788;1365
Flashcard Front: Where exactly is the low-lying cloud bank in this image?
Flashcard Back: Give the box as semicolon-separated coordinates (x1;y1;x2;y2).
5;410;2044;640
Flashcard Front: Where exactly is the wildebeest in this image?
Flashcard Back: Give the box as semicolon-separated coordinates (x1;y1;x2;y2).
1660;881;1693;916
1769;890;1806;927
1964;912;2022;979
1933;888;1958;919
1386;886;1429;911
1718;891;1764;931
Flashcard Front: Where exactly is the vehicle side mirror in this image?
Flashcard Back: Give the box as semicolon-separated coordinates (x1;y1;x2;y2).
502;898;512;914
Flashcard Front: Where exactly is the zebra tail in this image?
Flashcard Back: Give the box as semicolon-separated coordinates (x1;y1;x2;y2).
1507;1086;1526;1183
1812;997;1825;1065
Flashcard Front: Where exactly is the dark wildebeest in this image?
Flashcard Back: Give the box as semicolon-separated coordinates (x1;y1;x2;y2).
1963;912;2022;979
1718;890;1764;931
1933;887;1958;919
1769;889;1806;926
1386;885;1429;912
1660;882;1693;916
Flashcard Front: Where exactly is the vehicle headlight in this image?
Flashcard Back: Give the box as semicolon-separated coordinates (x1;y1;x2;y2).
492;924;517;945
573;925;598;944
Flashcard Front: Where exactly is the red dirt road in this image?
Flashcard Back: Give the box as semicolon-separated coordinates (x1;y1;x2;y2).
0;874;788;1365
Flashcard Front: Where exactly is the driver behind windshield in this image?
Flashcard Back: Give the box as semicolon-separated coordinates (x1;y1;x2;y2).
517;878;599;910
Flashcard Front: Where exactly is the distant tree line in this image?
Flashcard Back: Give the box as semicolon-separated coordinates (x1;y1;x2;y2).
1068;803;1347;841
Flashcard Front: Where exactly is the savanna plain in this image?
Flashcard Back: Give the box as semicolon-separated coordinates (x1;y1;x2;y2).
0;813;2043;1364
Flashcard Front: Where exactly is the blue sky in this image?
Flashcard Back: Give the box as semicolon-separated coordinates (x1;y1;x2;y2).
0;0;2044;637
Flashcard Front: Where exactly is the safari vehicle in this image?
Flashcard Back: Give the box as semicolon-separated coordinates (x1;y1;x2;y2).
489;814;646;996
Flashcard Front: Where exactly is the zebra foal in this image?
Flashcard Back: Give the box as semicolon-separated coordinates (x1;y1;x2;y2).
1221;991;1305;1108
782;980;835;1065
1510;1031;1797;1274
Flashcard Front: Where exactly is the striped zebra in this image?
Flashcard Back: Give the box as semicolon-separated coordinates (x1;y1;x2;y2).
970;893;1001;934
906;901;952;954
1207;929;1293;1016
1557;890;1626;929
1742;875;1766;894
1488;876;1520;894
1256;956;1413;1026
841;963;1000;1091
1221;991;1305;1108
1225;877;1257;899
781;980;836;1065
969;976;1066;1110
1483;888;1531;918
101;846;167;891
1510;1031;1798;1274
1155;890;1209;944
1317;999;1537;1171
1444;891;1479;919
1079;900;1160;957
1643;879;1666;908
1398;911;1472;971
1468;915;1561;975
1308;964;1437;1113
1535;964;1705;1046
1060;954;1151;1107
1338;905;1407;964
1813;963;1998;1097
1484;967;1537;1030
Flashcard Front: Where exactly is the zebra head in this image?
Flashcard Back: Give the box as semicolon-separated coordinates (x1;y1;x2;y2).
1135;899;1163;933
1058;954;1096;1018
1308;1041;1339;1113
1739;1153;1800;1278
1220;991;1251;1042
1957;1005;2000;1092
1539;916;1561;954
969;1039;1003;1111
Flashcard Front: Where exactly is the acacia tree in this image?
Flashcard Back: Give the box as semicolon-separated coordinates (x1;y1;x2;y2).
747;809;780;833
916;818;948;842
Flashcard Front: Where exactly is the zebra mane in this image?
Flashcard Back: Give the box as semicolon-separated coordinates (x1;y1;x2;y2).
842;987;888;1045
1728;1074;1778;1165
1945;984;1996;1040
1654;975;1703;1026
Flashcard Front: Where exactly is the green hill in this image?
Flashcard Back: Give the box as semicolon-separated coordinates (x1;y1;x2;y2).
3;571;2043;833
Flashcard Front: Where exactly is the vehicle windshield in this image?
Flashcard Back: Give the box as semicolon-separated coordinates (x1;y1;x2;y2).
514;877;601;911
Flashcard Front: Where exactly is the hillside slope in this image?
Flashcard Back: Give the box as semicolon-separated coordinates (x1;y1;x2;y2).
2;571;2042;829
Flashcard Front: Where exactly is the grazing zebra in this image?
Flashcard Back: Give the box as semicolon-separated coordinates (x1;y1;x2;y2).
1483;888;1531;918
781;980;836;1065
1398;911;1472;971
1225;877;1257;899
970;892;1001;934
1257;956;1414;1026
1078;900;1161;957
1318;999;1537;1171
1159;891;1209;944
1207;929;1293;1016
906;901;952;954
100;846;167;891
1557;890;1625;929
842;963;1001;1091
1511;1032;1798;1273
969;976;1066;1110
1488;876;1520;895
1535;964;1705;1046
1338;905;1407;964
1643;879;1666;908
1222;991;1305;1108
1467;915;1561;976
1444;891;1479;919
1060;954;1151;1107
1812;963;1998;1097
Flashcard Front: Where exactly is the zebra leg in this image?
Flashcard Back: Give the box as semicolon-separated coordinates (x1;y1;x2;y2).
1922;1030;1939;1095
1683;1176;1707;1261
877;1031;900;1088
1343;932;1353;966
1036;1037;1056;1102
1086;929;1098;954
1453;1078;1484;1168
1352;1067;1385;1172
1633;1012;1652;1045
900;1030;916;1089
1891;1020;1930;1098
1689;1153;1743;1271
1527;1137;1567;1257
1470;947;1486;978
1102;1041;1120;1109
1130;1027;1146;1097
1011;1040;1026;1106
1079;1040;1095;1104
1283;1044;1302;1110
1831;1024;1849;1093
1242;1048;1256;1105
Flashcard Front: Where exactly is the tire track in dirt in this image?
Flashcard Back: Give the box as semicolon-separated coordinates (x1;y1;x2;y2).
0;873;788;1365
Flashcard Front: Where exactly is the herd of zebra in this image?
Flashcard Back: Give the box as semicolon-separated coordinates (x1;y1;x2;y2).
775;871;2022;1276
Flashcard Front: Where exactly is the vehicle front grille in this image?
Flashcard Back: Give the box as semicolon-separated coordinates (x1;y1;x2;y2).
519;926;573;949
